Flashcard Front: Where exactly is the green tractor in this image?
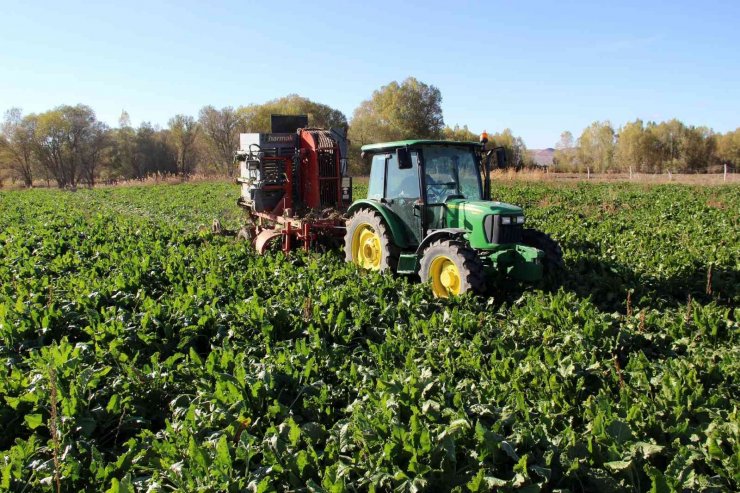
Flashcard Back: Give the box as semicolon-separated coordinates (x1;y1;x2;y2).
344;138;562;297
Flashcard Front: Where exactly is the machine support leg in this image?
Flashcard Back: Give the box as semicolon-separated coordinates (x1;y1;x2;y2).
285;222;292;253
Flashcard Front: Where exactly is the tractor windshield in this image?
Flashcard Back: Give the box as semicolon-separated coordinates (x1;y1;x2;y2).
422;146;482;203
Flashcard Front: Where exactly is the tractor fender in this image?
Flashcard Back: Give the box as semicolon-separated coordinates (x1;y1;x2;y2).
416;228;468;254
347;200;409;248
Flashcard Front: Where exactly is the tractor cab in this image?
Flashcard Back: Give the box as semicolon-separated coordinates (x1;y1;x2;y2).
345;139;563;297
364;141;489;247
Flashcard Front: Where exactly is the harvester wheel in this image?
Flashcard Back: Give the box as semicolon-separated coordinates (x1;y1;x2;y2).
420;240;485;298
345;209;399;272
522;229;564;271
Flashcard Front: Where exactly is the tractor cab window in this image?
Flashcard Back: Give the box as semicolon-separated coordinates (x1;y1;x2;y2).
423;146;482;203
367;152;421;200
385;151;420;199
368;154;385;200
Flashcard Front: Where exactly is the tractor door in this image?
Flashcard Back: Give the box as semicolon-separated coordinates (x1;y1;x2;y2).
384;151;423;247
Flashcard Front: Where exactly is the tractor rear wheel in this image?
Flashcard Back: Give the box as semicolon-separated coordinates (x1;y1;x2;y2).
522;229;564;271
420;240;485;298
345;209;399;272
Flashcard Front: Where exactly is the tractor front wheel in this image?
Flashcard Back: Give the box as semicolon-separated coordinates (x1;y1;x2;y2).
345;209;399;272
420;240;485;298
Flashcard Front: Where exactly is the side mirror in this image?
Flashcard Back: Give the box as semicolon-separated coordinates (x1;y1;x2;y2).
494;147;508;169
397;147;412;169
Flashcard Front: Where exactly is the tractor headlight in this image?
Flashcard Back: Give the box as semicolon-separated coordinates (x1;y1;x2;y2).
501;216;512;225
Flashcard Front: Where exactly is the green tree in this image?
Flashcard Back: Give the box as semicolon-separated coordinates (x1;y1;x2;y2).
111;110;138;179
134;122;178;178
648;119;683;171
33;109;69;186
237;95;347;133
168;115;200;176
717;128;740;168
0;108;37;187
32;105;104;188
487;128;530;168
442;124;478;142
198;106;244;176
680;125;716;173
553;130;576;170
577;121;616;172
77;119;110;187
644;119;715;173
349;77;444;172
614;120;649;172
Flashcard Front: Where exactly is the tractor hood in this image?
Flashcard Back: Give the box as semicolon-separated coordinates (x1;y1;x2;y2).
445;199;523;218
444;199;524;249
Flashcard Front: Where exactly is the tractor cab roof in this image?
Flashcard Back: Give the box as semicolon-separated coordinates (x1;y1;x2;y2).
361;140;480;152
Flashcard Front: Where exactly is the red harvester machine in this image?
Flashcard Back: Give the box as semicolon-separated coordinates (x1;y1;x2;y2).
233;115;352;253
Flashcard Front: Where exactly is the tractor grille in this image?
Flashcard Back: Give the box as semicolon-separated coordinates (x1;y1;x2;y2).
498;224;523;244
484;215;523;244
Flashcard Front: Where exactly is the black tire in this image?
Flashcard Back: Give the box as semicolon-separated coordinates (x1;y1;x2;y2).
344;209;399;272
522;229;564;271
419;239;486;297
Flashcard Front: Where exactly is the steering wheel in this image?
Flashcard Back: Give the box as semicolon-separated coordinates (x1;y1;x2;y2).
426;181;457;203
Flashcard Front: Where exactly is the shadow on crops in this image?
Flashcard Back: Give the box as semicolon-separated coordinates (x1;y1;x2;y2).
549;240;737;313
485;240;736;313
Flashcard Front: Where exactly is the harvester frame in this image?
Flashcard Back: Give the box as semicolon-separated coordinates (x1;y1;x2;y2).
233;115;352;254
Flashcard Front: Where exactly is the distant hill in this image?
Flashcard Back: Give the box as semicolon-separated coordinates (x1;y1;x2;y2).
528;148;555;167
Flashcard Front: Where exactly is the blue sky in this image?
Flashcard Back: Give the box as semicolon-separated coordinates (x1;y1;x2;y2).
1;0;738;148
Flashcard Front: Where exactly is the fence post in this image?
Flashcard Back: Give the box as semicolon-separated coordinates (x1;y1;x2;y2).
725;163;728;182
587;167;590;180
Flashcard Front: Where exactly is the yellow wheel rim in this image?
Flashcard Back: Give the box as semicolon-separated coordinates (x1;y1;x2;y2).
351;224;382;270
429;256;461;298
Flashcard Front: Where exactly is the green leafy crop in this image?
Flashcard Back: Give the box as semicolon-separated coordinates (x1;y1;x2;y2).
0;181;737;492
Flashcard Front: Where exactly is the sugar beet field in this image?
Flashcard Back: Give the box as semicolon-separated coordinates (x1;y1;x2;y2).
0;181;738;492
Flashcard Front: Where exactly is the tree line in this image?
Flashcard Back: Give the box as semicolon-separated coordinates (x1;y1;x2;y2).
0;95;350;188
554;120;739;174
1;77;737;187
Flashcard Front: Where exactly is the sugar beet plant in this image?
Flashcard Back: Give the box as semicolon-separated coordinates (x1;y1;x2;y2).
0;182;738;492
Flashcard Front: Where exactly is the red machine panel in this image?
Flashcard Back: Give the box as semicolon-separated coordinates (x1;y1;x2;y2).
299;130;343;210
